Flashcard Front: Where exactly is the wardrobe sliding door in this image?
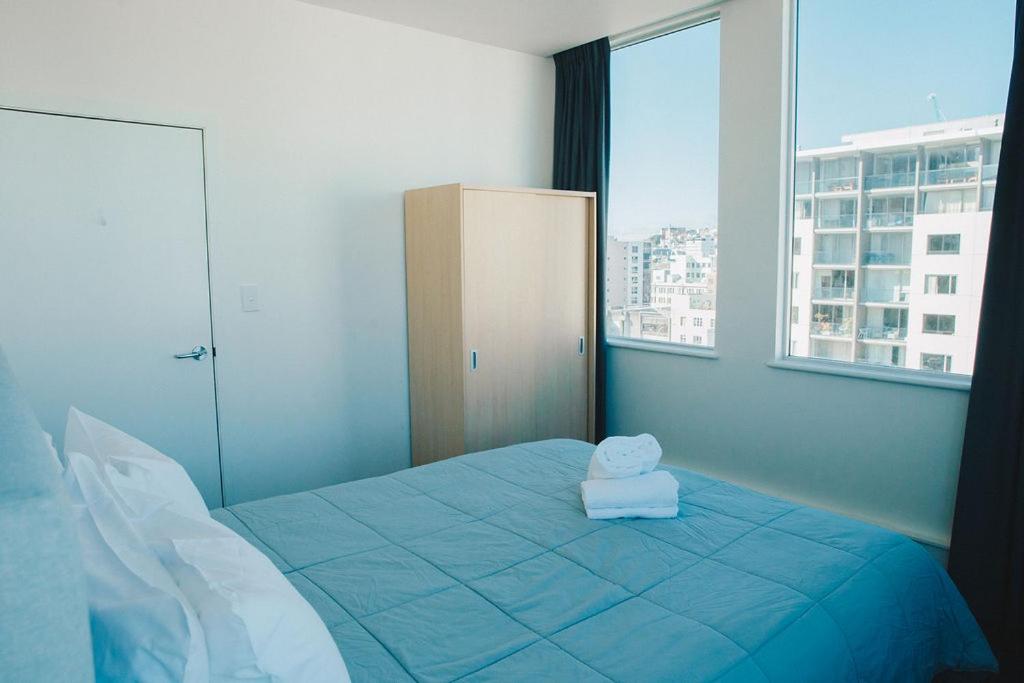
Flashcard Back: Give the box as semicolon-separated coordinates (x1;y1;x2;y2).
461;190;589;452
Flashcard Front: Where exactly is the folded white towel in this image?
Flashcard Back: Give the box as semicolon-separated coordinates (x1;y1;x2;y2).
580;470;679;513
584;505;678;521
587;434;663;480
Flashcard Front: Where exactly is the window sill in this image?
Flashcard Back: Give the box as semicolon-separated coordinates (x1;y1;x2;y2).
766;357;971;391
606;336;719;359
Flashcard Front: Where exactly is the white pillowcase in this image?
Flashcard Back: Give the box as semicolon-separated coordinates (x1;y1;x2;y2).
64;406;209;518
126;498;352;683
64;409;350;683
63;451;209;683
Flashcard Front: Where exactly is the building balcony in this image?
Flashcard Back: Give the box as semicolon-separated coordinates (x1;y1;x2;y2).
861;286;910;304
795;179;813;195
812;286;855;301
815;176;859;193
864;172;915;190
982;163;999;182
858;326;908;341
864;211;914;229
862;251;910;267
815;215;857;230
814;252;856;266
920;166;979;186
811;320;853;337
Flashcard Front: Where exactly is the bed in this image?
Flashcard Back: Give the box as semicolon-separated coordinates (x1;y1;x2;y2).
208;439;995;682
0;346;995;683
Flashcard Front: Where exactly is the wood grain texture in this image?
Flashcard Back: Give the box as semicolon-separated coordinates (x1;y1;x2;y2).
461;189;590;451
405;184;597;464
404;184;466;465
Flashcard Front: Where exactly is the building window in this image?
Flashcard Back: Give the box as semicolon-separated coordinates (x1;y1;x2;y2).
605;19;719;349
982;186;996;211
923;314;956;335
925;274;958;295
921;189;978;214
927;234;961;254
921;353;953;373
694;317;703;327
785;0;1010;377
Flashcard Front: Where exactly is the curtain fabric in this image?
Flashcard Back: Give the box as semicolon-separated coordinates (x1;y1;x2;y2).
948;1;1024;679
552;37;611;440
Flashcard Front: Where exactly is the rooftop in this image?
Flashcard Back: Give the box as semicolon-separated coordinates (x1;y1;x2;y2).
797;114;1004;159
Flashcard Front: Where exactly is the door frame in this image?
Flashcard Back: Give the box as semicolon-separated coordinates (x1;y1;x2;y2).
0;105;225;505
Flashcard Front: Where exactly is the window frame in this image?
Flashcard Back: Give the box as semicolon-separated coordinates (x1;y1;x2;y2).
923;313;956;335
605;10;723;361
770;0;970;391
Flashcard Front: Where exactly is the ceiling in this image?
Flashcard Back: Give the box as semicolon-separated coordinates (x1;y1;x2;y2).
298;0;707;56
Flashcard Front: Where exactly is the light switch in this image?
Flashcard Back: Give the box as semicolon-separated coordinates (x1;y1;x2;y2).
240;284;260;312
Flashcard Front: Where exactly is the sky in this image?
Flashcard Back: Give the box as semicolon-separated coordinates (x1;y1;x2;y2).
608;0;1015;240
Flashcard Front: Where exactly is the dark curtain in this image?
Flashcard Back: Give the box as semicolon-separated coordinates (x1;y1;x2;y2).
948;1;1024;679
553;37;611;440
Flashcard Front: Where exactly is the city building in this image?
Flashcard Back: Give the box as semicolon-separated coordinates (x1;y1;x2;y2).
790;114;1002;374
606;229;718;346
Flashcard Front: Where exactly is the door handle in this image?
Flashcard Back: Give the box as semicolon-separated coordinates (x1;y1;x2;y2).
470;349;478;372
578;336;586;356
175;345;208;361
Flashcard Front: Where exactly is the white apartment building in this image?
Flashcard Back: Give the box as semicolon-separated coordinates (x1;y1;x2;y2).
609;237;652;306
790;114;1002;374
605;237;628;310
607;237;718;347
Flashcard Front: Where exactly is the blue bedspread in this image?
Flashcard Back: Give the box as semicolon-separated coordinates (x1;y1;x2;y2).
211;439;995;682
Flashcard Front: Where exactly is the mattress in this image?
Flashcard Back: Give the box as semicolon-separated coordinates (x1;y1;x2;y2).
211;439;995;682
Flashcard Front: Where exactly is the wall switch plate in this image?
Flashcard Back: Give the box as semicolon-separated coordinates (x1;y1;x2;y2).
240;284;260;312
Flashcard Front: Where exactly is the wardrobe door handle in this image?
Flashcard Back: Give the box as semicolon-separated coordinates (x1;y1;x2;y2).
578;336;585;356
470;349;478;371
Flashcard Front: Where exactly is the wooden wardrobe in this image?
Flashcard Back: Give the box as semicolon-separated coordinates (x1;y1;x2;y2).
405;184;596;466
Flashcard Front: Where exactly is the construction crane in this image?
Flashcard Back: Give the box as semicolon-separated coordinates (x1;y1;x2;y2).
927;93;947;122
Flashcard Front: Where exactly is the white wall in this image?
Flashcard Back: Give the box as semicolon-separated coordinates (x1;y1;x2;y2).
0;0;554;503
607;0;968;549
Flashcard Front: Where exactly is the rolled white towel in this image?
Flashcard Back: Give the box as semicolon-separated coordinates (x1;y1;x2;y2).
587;434;663;480
580;470;679;514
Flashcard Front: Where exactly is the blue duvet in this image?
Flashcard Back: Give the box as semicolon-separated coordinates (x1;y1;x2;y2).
212;439;995;682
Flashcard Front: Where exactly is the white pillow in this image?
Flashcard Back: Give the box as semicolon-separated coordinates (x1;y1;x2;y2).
64;406;209;518
63;451;209;683
119;485;351;683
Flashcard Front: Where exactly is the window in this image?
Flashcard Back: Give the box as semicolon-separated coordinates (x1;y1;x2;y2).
927;234;961;254
816;198;857;228
923;314;956;335
785;0;1011;377
982;186;996;211
921;353;954;373
867;152;916;189
925;274;958;295
866;195;914;227
606;19;720;349
921;189;977;214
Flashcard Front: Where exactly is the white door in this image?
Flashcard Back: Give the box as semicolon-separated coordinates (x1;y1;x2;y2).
0;109;222;507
